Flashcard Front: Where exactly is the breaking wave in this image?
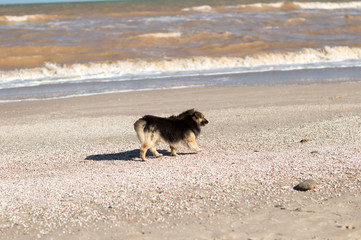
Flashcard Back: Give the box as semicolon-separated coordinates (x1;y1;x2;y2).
293;1;361;10
182;5;213;12
137;32;182;38
232;1;361;10
1;46;361;89
0;14;58;24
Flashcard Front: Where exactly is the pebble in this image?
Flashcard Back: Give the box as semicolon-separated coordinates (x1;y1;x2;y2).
294;179;317;191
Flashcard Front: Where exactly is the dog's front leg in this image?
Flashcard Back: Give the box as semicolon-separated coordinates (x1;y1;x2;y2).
187;134;202;152
188;141;202;152
150;147;163;158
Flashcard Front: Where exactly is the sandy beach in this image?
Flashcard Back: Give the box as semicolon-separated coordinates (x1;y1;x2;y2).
1;82;361;239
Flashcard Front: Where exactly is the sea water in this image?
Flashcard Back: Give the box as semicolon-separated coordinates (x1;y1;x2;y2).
0;0;361;101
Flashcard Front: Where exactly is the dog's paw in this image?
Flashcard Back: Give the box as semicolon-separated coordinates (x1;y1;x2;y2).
171;153;178;157
156;153;163;158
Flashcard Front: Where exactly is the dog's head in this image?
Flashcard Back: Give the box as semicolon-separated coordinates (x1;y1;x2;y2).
190;109;209;126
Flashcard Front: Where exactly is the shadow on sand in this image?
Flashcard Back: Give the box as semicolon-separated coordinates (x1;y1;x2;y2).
85;149;196;162
85;149;162;161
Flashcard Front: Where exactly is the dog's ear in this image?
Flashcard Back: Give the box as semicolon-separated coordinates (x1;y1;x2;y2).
187;109;195;115
194;111;202;119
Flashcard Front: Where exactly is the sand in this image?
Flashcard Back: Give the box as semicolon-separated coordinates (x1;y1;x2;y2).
1;82;361;239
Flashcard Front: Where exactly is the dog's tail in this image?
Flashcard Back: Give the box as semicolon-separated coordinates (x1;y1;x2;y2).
134;118;147;143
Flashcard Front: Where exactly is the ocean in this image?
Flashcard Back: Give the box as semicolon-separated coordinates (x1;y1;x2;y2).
1;0;361;101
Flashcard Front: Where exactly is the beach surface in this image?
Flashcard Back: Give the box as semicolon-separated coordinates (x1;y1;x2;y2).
1;82;361;239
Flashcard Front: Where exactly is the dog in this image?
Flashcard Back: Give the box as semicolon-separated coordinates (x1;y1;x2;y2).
134;109;208;161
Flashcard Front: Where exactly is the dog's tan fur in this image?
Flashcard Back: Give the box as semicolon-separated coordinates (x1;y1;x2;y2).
134;109;208;161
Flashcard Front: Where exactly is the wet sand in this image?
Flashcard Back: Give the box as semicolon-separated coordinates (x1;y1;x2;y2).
1;82;361;239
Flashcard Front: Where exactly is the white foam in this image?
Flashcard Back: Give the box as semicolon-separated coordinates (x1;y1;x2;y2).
294;1;361;10
0;14;54;23
235;1;361;10
1;46;361;89
138;32;182;38
182;5;213;12
236;2;284;9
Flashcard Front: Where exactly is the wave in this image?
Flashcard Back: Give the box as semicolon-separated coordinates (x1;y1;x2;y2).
0;14;58;24
1;46;361;89
182;5;213;12
293;1;361;10
231;1;361;10
137;32;182;38
180;2;361;16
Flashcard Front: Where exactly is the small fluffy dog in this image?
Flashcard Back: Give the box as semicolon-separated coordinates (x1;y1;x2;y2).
134;109;208;161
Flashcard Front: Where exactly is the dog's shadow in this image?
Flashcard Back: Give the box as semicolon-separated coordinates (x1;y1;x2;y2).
85;149;160;161
85;149;196;162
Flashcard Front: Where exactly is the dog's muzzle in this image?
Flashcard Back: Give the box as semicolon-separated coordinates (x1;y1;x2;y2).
201;119;209;126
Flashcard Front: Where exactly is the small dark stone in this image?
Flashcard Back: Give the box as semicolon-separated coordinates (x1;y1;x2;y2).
294;179;317;191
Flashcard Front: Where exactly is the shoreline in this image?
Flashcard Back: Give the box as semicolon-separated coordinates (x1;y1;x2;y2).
1;82;361;239
2;81;361;118
2;66;361;102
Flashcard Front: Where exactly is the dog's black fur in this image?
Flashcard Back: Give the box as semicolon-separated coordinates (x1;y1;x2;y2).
134;109;208;161
141;110;203;143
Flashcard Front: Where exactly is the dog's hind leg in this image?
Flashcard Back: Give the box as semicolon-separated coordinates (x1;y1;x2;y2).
170;146;178;156
140;143;150;161
150;147;163;158
134;119;147;143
